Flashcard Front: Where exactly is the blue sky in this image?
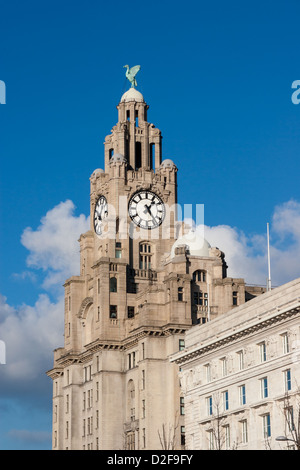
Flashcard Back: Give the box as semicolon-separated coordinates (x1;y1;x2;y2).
1;0;300;450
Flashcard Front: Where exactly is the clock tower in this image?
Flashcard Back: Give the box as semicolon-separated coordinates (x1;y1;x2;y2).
47;82;256;450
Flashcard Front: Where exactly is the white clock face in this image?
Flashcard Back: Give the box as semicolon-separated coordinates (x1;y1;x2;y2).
128;190;165;229
94;195;108;235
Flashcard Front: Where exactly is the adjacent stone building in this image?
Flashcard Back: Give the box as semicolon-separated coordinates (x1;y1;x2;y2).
46;86;263;450
171;278;300;450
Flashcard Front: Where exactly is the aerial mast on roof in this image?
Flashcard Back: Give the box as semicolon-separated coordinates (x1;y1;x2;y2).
267;223;272;292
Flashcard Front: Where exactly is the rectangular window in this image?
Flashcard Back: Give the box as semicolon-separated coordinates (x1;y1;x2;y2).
284;369;292;392
127;306;135;318
259;342;267;362
142;399;145;419
205;364;211;382
239;385;246;405
260;377;268;399
142;370;145;390
282;333;290;354
178;287;183;301
263;413;271;438
180;397;185;415
224;425;230;449
179;339;185;351
237;350;244;370
241;420;248;444
221;357;228;377
208;430;214;450
110;305;117;319
207;396;213;416
142;428;146;448
232;291;238;306
181;426;185;446
115;241;122;258
222;390;229;411
285;406;295;432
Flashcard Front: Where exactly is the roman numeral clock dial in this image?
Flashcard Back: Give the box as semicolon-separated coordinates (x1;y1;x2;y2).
94;195;108;235
128;190;165;230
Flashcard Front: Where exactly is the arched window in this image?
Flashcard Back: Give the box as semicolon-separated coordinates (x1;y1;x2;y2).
139;243;152;270
193;270;206;282
110;277;117;292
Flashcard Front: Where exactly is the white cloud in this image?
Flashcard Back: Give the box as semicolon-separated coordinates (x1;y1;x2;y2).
198;199;300;288
0;293;64;384
21;200;90;289
0;200;89;393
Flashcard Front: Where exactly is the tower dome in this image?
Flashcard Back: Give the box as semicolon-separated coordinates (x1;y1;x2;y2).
160;159;177;170
120;88;144;103
171;230;211;258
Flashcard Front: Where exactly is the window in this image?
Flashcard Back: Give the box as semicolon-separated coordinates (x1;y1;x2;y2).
193;270;206;282
109;277;117;293
260;377;268;399
262;413;271;438
66;394;69;413
237;350;244;370
97;306;100;321
205;363;211;382
128;352;136;369
84;365;92;382
178;287;184;301
222;390;229;411
232;291;238;306
285;406;295;432
221;357;228;377
208;430;214;450
193;291;208;306
127;306;135;318
110;305;117;319
180;397;185;415
282;333;290;354
115;242;122;258
239;385;246;405
224;425;230;449
141;370;145;390
284;369;292;392
139;243;151;269
207;396;213;416
181;426;185;446
179;339;185;351
142;428;146;449
241;420;248;444
259;342;267;362
142;399;145;418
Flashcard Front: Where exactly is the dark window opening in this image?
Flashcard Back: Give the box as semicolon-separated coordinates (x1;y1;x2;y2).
109;148;114;159
135;142;141;170
110;277;117;292
233;291;238;306
126;110;130;121
150;143;155;170
110;305;117;319
178;287;183;301
128;306;135;319
135;110;139;127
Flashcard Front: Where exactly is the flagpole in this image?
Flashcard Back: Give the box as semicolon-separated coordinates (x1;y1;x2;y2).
267;223;272;292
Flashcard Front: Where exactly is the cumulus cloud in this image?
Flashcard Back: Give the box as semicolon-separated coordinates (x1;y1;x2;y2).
21;200;90;289
0;200;89;396
197;199;300;287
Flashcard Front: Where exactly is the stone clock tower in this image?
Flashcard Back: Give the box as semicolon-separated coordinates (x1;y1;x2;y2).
47;84;261;450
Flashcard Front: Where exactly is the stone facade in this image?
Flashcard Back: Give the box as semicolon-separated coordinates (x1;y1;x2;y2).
171;278;300;450
47;87;264;450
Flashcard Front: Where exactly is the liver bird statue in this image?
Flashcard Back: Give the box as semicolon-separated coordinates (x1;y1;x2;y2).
123;65;141;88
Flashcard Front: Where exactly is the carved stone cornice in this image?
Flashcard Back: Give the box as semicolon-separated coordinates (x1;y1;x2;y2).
172;305;300;366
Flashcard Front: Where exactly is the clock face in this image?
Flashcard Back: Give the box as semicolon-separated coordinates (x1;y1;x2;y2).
94;195;108;235
128;190;165;229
